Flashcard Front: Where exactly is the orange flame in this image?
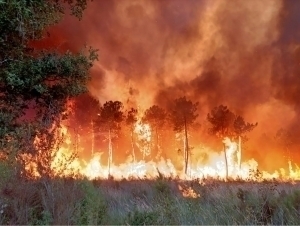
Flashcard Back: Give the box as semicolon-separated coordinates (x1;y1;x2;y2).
20;122;300;182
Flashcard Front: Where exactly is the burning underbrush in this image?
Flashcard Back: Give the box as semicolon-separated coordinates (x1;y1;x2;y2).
19;146;300;182
18;122;300;182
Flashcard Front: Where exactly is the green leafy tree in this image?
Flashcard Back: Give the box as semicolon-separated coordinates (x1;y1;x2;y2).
233;116;257;169
142;105;167;160
207;105;235;179
0;0;97;168
95;101;124;177
125;108;138;162
169;97;198;175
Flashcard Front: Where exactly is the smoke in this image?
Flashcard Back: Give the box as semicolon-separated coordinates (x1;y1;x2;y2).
33;0;300;169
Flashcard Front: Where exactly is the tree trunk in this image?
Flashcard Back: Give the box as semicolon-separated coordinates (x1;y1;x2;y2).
108;128;112;177
223;143;228;180
155;127;160;159
91;120;94;156
184;118;189;175
131;128;135;162
237;135;242;170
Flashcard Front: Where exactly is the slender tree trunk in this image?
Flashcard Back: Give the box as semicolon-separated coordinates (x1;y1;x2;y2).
183;133;186;170
91;120;94;156
155;127;160;159
74;125;79;154
237;135;242;170
223;143;228;180
184;118;189;175
131;128;135;162
108;128;112;177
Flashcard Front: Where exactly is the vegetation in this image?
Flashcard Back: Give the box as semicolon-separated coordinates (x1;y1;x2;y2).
94;101;124;176
0;174;300;225
207;105;257;178
233;116;257;169
0;0;97;174
169;97;199;175
142;105;167;160
125;108;138;162
2;1;300;225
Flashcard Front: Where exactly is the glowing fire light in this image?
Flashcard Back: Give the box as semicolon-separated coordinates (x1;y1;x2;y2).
21;123;300;182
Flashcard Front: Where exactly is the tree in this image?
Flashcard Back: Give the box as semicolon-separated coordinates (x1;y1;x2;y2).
275;128;293;162
233;116;257;169
125;108;138;162
169;97;198;175
96;101;124;177
207;105;235;179
142;105;167;160
70;93;101;155
0;0;97;168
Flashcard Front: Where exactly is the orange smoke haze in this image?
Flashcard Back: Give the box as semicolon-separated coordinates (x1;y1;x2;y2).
31;0;300;172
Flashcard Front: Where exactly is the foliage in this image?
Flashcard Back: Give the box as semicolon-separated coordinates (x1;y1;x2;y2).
207;105;257;174
1;178;300;224
68;93;100;154
207;105;235;138
0;0;97;163
142;105;166;130
125;108;138;161
169;97;199;132
169;96;198;174
126;108;138;128
142;105;167;159
71;93;100;128
95;101;124;175
233;116;257;138
125;210;159;225
77;180;108;225
96;101;124;131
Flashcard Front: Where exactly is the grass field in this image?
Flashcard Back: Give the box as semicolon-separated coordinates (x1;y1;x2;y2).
1;169;300;225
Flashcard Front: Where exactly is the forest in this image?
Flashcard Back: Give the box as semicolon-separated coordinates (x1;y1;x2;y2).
1;0;300;224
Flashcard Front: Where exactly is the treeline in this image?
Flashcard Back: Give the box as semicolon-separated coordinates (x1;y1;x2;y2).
69;93;258;177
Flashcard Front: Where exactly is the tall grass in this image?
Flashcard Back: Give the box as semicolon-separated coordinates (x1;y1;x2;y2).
0;169;300;225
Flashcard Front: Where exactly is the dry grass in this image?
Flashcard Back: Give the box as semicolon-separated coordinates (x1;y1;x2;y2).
0;171;300;225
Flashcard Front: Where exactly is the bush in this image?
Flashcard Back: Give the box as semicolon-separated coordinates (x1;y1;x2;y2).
125;210;159;225
76;180;108;225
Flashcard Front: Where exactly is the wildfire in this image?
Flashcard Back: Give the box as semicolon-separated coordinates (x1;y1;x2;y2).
20;122;300;182
178;185;200;199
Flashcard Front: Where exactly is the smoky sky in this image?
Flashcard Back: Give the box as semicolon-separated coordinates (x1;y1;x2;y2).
33;0;300;147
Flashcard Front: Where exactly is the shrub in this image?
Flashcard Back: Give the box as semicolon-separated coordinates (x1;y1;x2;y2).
125;210;159;225
76;180;108;225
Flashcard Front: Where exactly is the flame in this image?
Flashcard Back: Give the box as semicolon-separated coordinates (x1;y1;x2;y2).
178;185;200;199
19;122;300;182
134;120;152;159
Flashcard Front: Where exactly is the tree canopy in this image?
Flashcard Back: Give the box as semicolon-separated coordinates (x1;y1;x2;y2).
207;105;235;138
170;97;199;132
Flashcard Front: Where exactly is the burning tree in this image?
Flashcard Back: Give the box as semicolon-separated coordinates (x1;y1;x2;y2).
275;128;293;161
95;101;124;177
169;97;198;175
71;93;101;155
233;116;257;169
125;108;138;162
142;105;167;160
207;105;235;179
